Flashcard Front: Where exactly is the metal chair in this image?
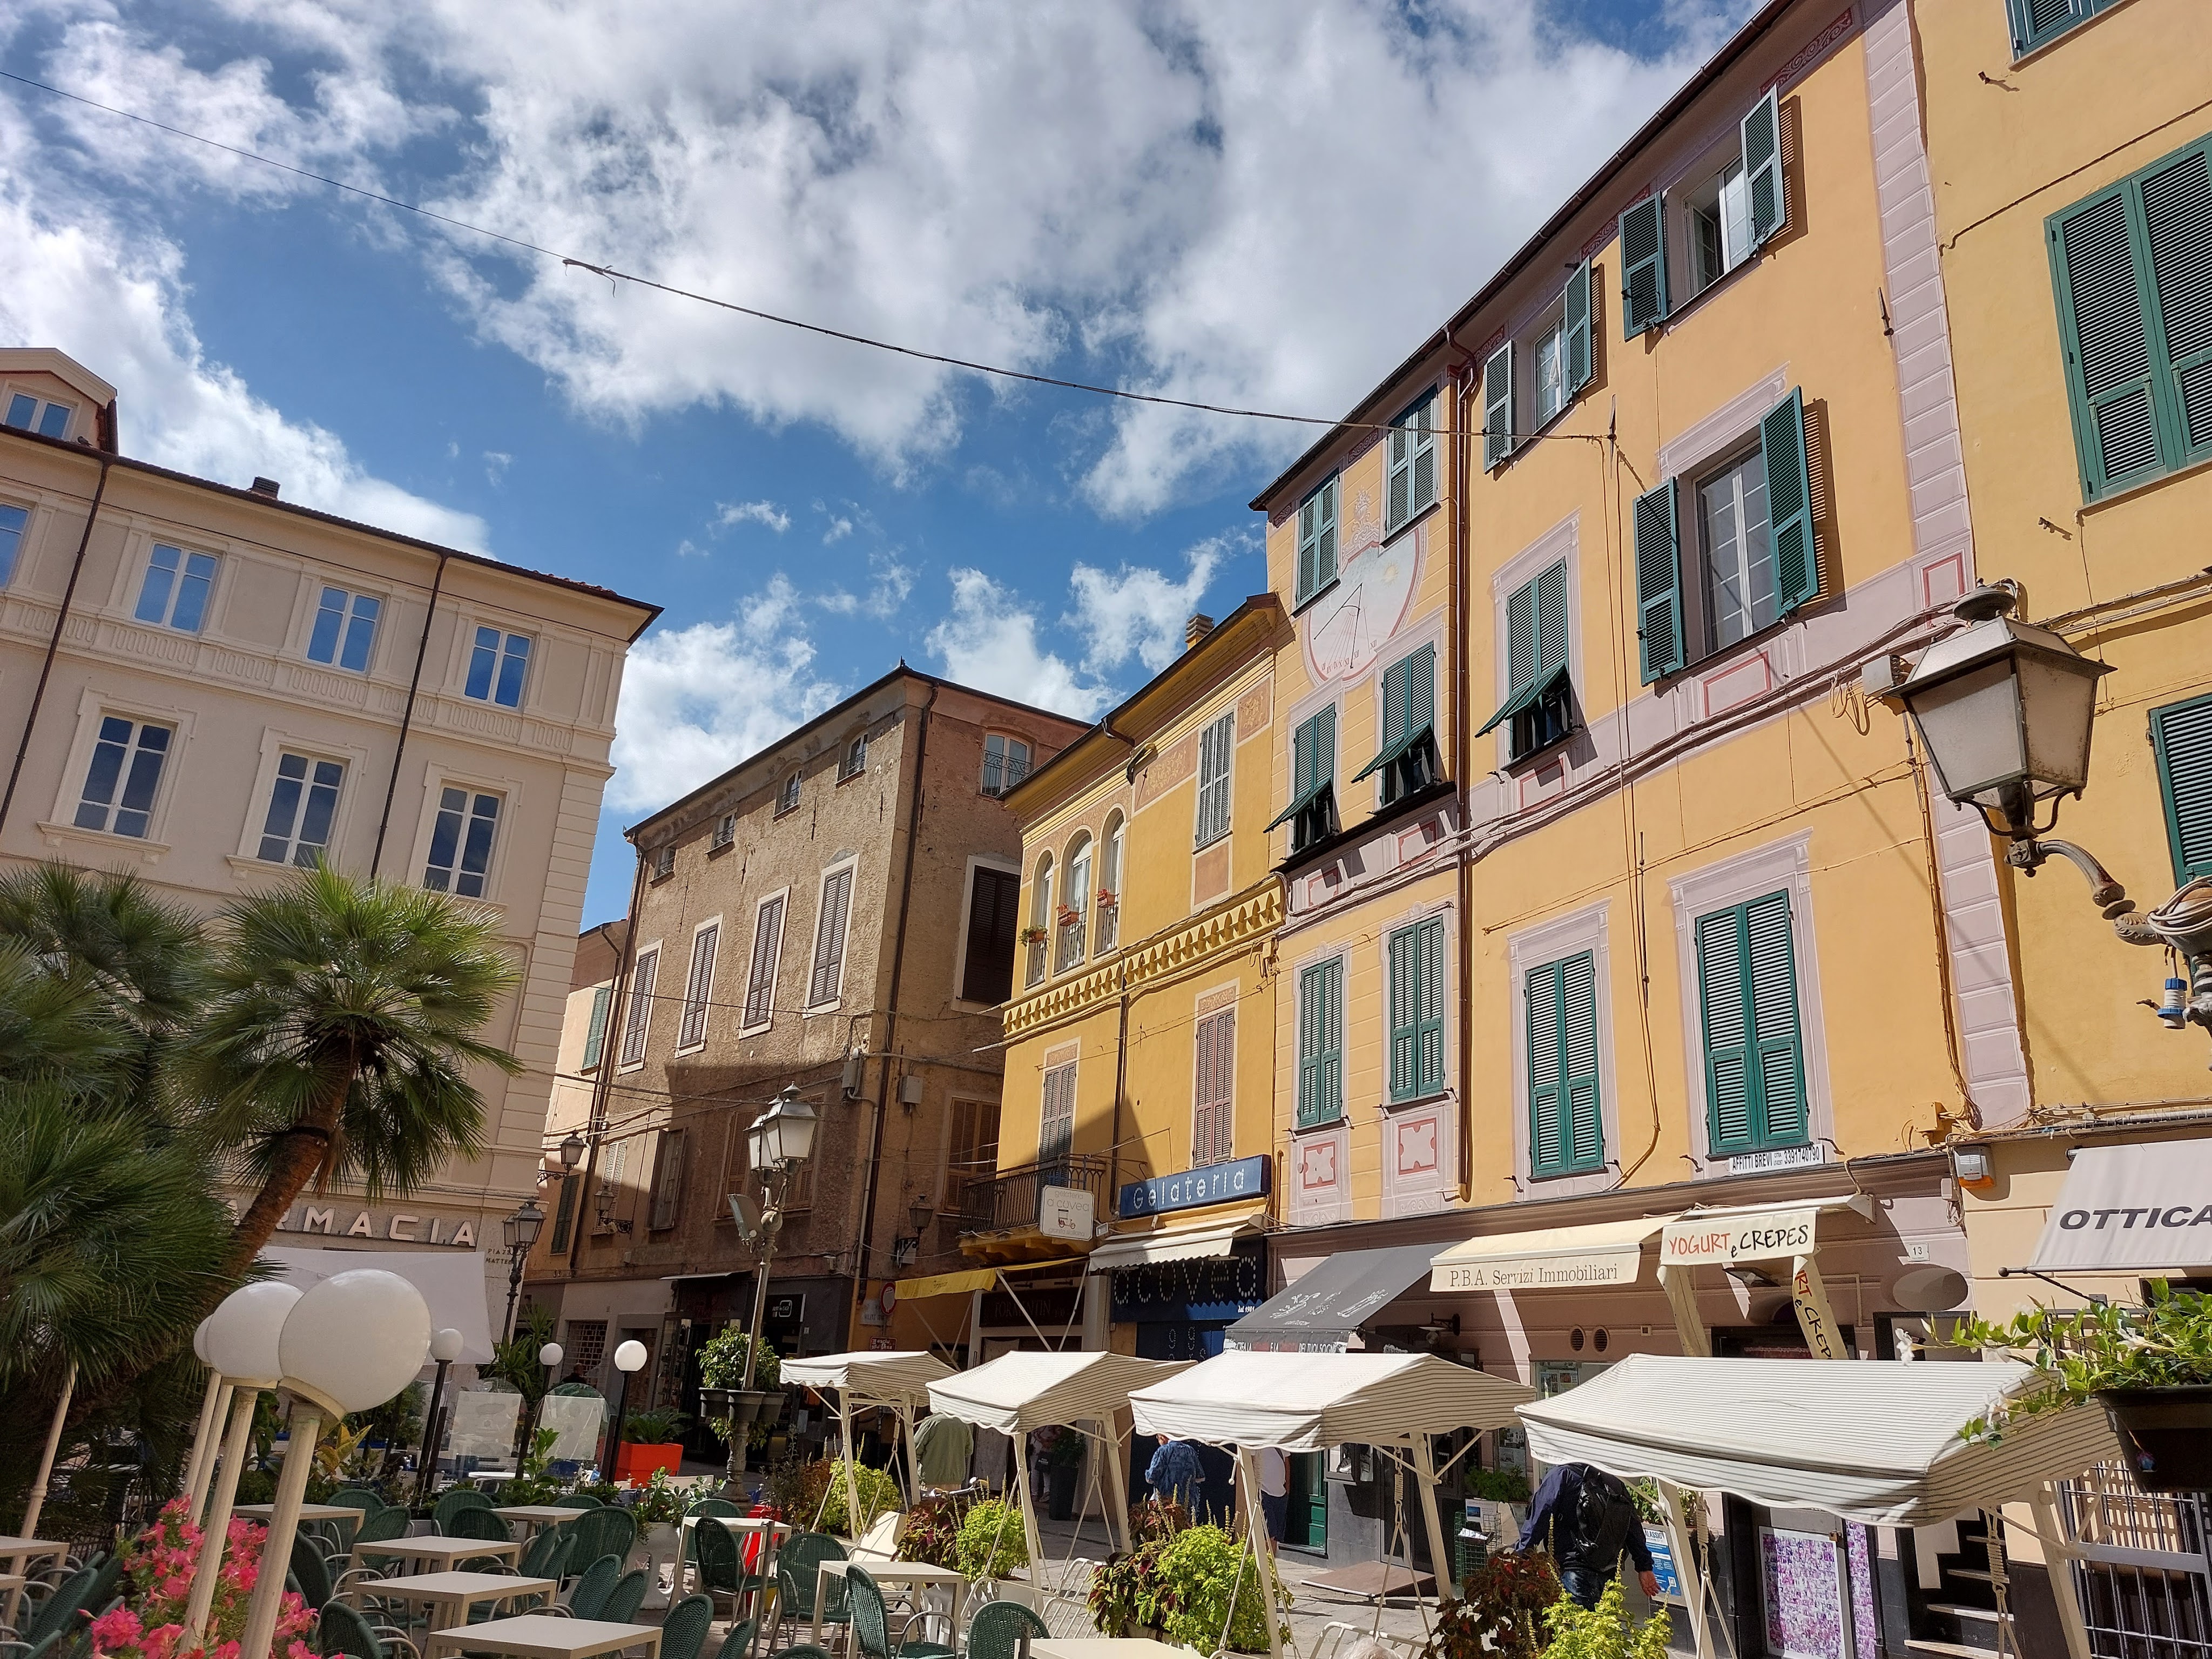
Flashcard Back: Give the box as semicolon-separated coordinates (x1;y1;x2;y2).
556;1555;624;1620
843;1569;953;1659
962;1602;1047;1659
599;1570;649;1625
693;1519;761;1624
769;1534;849;1650
568;1507;636;1574
658;1596;719;1659
431;1487;495;1534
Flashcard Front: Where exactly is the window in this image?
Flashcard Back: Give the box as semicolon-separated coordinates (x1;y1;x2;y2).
982;733;1032;798
947;1097;1002;1213
1040;1061;1076;1164
1354;644;1439;805
464;625;531;707
4;394;73;439
808;866;854;1006
1385;392;1439;535
1479;563;1572;760
1192;1007;1235;1166
1694;890;1808;1155
1617;88;1783;334
0;502;29;588
840;732;868;780
134;544;218;633
650;844;675;881
581;984;612;1070
679;923;719;1049
1296;957;1344;1128
2009;0;2123;56
1296;475;1339;603
711;813;736;851
1387;915;1446;1103
1026;855;1053;989
621;948;659;1065
423;786;500;898
1633;387;1816;681
1268;707;1337;853
1193;712;1235;848
1094;817;1124;955
1687;161;1754;298
1528;952;1602;1176
257;753;344;866
2051;133;2212;500
961;866;1021;1003
650;1128;687;1230
75;716;171;838
1056;835;1090;974
2152;693;2212;882
744;895;786;1028
549;1175;577;1254
1485;262;1594;469
306;586;380;673
778;771;802;814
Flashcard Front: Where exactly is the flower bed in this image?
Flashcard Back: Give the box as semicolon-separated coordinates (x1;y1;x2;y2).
90;1501;315;1659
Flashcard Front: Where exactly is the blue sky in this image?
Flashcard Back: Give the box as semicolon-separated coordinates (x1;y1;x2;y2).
0;0;1746;927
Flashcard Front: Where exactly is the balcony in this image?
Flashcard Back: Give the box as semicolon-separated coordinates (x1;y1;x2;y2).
982;751;1032;799
952;1154;1111;1243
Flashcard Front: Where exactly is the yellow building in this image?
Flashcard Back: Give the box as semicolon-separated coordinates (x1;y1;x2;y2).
971;600;1286;1362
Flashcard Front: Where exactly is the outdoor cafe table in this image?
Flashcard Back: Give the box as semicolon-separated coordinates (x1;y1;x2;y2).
367;1573;556;1632
423;1614;660;1659
495;1506;585;1540
354;1535;525;1574
0;1539;66;1626
673;1515;789;1600
237;1503;364;1540
812;1561;967;1647
1031;1643;1207;1659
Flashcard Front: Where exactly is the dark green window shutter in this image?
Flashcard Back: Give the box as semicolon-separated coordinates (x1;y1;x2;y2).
582;983;611;1070
1633;480;1684;683
1297;477;1338;602
1619;195;1668;336
549;1174;577;1254
1746;891;1808;1147
1388;916;1446;1102
1389;393;1439;531
1380;655;1410;758
1408;642;1435;737
2141;143;2212;469
2009;0;2117;57
1387;420;1412;532
1697;908;1755;1154
1761;388;1818;613
1742;88;1784;250
1527;961;1564;1174
1293;712;1318;804
1297;959;1343;1127
1506;577;1536;694
2052;184;2164;496
1534;561;1567;676
1484;344;1514;469
1528;952;1602;1176
1410;395;1438;518
2152;693;2212;882
1563;259;1594;396
1696;892;1807;1155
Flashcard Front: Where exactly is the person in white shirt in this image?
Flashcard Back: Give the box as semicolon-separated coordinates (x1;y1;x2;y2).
1237;1445;1290;1545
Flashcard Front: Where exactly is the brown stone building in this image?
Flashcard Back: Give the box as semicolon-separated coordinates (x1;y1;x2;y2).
521;666;1085;1404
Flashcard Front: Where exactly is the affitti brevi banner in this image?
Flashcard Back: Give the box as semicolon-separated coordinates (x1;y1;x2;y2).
2027;1137;2212;1275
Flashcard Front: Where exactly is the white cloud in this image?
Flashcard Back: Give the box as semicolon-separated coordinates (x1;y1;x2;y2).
605;575;841;812
715;498;791;534
1068;533;1235;675
821;516;853;545
926;569;1110;720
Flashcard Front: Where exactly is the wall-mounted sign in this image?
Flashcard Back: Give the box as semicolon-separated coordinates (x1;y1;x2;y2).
767;1295;806;1323
1118;1155;1270;1220
1040;1185;1096;1242
276;1205;477;1247
1660;1207;1818;1267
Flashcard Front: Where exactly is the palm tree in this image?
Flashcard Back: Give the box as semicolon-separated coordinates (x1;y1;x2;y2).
177;864;523;1273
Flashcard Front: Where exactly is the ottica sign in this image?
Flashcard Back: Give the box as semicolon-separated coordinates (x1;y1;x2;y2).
1660;1207;1819;1267
1118;1155;1270;1220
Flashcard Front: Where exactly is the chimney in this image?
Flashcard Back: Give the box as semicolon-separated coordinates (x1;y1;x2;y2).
249;477;281;498
1184;612;1216;651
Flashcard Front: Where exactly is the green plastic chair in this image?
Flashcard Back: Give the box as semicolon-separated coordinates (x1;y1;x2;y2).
314;1600;412;1659
326;1488;385;1514
515;1527;568;1582
562;1555;623;1620
448;1507;511;1541
779;1647;835;1659
568;1507;635;1571
288;1535;335;1610
551;1494;603;1510
771;1533;849;1648
963;1602;1048;1659
845;1568;953;1659
599;1570;649;1624
432;1487;495;1533
656;1597;718;1659
348;1505;412;1571
682;1499;743;1563
9;1566;97;1652
692;1520;747;1621
707;1618;758;1659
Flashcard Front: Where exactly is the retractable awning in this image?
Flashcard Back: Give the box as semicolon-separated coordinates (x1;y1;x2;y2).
1474;663;1571;739
1223;1242;1437;1351
1428;1214;1675;1292
2026;1138;2212;1276
892;1258;1083;1300
1087;1205;1266;1272
1657;1191;1873;1266
260;1246;496;1365
1130;1350;1533;1452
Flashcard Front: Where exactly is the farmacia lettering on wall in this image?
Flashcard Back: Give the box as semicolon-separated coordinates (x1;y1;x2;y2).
275;1204;478;1246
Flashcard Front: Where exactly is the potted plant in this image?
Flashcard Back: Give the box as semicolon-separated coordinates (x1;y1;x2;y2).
1095;888;1117;908
697;1329;784;1444
1020;925;1048;945
612;1407;689;1482
957;1498;1028;1589
1147;1522;1290;1654
1089;1501;1185;1638
1537;1577;1670;1659
623;1466;688;1607
1424;1552;1561;1659
1954;1281;2212;1490
1038;1426;1084;1521
896;1494;961;1570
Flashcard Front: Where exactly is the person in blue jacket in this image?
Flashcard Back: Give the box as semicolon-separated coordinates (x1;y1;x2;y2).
1516;1462;1660;1608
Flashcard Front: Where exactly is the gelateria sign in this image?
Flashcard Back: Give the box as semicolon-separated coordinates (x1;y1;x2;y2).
275;1205;478;1247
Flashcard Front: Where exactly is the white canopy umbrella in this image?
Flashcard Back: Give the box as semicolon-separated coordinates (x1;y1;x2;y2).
928;1350;1189;1563
1519;1357;2120;1659
782;1350;955;1526
1131;1351;1536;1658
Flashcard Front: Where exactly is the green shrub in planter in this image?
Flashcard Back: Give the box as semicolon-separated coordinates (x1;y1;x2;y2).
815;1461;903;1536
1150;1523;1288;1655
956;1500;1029;1582
898;1495;961;1569
1541;1578;1670;1659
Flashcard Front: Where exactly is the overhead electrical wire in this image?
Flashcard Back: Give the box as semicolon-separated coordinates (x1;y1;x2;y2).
0;65;1594;445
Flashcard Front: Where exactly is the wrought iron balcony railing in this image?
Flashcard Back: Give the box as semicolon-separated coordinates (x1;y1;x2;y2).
951;1153;1111;1236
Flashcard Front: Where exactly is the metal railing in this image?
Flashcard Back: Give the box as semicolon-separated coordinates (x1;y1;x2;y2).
1024;938;1047;988
2057;1462;2212;1659
950;1154;1110;1235
982;752;1032;798
1094;899;1118;955
1054;916;1086;974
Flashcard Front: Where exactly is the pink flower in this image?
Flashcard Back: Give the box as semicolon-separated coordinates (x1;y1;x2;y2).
213;1641;242;1659
92;1606;145;1649
143;1623;183;1659
157;1574;192;1602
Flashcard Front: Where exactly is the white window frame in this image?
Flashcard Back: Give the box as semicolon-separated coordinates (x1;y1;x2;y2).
1506;900;1621;1197
2;387;79;441
777;770;802;815
982;731;1034;798
0;493;36;591
951;854;1021;1010
619;939;664;1072
805;857;860;1013
295;581;389;676
458;619;535;710
839;731;869;781
39;688;195;860
228;726;371;874
409;764;522;911
1488;516;1583;772
739;888;789;1036
130;539;223;635
675;913;724;1056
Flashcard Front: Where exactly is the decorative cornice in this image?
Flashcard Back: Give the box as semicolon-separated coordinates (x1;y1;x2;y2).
1002;883;1283;1040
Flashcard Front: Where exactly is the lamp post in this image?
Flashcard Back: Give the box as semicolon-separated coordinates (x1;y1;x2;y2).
606;1339;648;1482
718;1087;818;1493
501;1199;545;1342
558;1130;586;1172
413;1327;467;1506
184;1282;301;1644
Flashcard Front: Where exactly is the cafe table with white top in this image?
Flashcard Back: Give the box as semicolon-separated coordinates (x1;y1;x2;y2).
363;1572;556;1633
422;1614;659;1659
494;1506;585;1540
0;1539;66;1626
812;1561;968;1647
353;1534;525;1574
237;1503;365;1541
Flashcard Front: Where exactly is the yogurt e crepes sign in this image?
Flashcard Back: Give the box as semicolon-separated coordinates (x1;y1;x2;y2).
2027;1138;2212;1274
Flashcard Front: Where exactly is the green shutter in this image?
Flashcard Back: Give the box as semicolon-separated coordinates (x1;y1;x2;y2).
2140;144;2212;469
1409;642;1435;736
1534;561;1567;676
1416;915;1446;1095
1697;893;1808;1155
582;983;611;1070
2053;185;2164;497
1563;259;1594;395
1269;707;1337;835
1381;655;1410;754
1746;891;1808;1147
2152;693;2212;882
1391;393;1438;530
2009;0;2117;57
1633;480;1684;682
1527;962;1564;1174
549;1174;577;1254
1298;959;1343;1127
1485;343;1515;469
1529;952;1601;1176
1411;395;1438;518
1742;88;1784;251
1762;388;1819;613
1620;195;1668;336
1298;477;1338;602
1294;713;1318;803
1506;577;1536;694
1696;908;1755;1154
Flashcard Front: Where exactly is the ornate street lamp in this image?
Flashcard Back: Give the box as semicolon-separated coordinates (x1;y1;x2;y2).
717;1087;818;1492
557;1130;587;1172
501;1199;545;1341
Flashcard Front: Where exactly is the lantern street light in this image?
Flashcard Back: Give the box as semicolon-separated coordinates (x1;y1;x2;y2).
606;1339;649;1481
716;1087;819;1493
558;1130;587;1171
501;1199;545;1341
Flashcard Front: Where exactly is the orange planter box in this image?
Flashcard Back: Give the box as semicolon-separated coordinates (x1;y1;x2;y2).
613;1442;683;1481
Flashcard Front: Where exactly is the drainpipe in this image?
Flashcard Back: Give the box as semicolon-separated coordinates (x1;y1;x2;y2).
0;451;112;837
857;683;938;1333
369;550;450;877
1446;341;1476;1202
567;844;650;1278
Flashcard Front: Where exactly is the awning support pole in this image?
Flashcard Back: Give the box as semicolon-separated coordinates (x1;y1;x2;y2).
1010;1435;1046;1588
1234;1446;1284;1659
2031;1485;2095;1659
998;1272;1058;1351
1660;1264;1711;1357
967;1290;984;1368
1790;1255;1849;1359
1102;1409;1133;1554
1661;1482;1714;1659
895;1403;920;1508
1410;1434;1455;1603
840;1398;862;1540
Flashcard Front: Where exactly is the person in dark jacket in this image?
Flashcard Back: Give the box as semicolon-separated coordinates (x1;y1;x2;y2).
1517;1462;1660;1608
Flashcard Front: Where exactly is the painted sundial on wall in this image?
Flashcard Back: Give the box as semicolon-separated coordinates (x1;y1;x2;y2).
1302;484;1419;684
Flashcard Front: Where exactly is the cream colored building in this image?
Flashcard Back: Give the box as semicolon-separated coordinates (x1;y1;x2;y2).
0;347;659;1324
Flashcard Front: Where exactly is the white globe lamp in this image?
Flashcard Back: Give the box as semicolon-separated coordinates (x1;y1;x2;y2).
279;1269;433;1417
429;1326;467;1365
204;1281;302;1385
539;1341;563;1368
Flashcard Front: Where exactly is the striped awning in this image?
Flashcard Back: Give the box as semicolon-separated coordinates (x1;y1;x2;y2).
928;1351;1189;1435
1517;1353;2119;1527
780;1350;955;1411
1129;1350;1533;1451
893;1258;1084;1301
1428;1214;1676;1292
1086;1206;1266;1273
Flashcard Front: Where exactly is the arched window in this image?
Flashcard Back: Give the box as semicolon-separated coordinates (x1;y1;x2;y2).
1026;854;1054;989
1095;813;1125;954
1057;834;1092;973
